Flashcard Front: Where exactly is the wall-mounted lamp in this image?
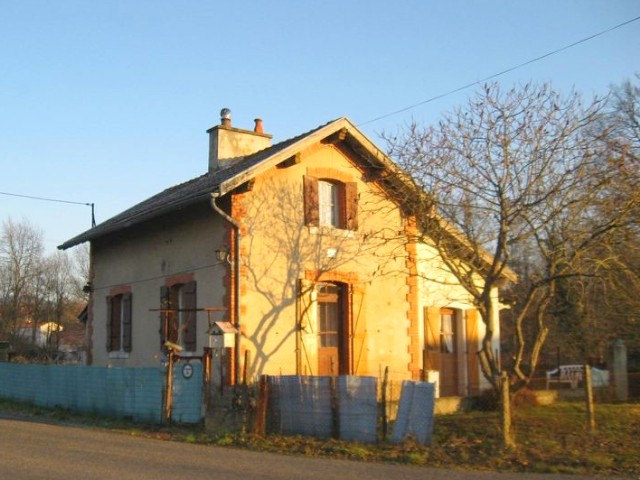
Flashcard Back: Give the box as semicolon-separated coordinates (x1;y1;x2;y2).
215;249;232;264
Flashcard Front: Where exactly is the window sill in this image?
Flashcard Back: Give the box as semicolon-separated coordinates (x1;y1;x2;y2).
108;351;130;360
309;225;355;239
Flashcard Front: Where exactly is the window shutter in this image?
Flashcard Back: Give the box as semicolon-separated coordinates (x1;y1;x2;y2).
182;281;197;352
424;306;441;371
303;175;319;227
106;296;113;352
338;283;350;375
297;278;315;375
465;309;480;395
122;292;132;353
351;286;367;375
160;286;170;346
344;182;358;230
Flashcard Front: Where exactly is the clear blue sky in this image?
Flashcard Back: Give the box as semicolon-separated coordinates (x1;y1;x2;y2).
1;1;638;253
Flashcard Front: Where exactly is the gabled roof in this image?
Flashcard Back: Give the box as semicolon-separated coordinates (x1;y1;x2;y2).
58;115;516;283
59;117;397;250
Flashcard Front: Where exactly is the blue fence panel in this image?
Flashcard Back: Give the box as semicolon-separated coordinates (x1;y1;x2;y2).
391;380;435;445
338;376;377;443
268;375;378;442
0;363;165;424
171;360;203;423
269;375;333;438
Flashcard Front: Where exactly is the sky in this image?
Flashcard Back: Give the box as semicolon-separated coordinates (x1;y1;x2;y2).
1;1;638;254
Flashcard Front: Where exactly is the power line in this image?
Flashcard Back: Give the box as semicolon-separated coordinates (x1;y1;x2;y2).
359;15;640;127
0;191;96;227
0;190;91;206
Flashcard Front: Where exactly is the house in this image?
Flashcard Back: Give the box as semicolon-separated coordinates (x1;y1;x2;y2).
60;110;510;397
16;320;63;348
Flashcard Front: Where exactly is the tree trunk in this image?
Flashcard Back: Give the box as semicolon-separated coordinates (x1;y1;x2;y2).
500;371;515;449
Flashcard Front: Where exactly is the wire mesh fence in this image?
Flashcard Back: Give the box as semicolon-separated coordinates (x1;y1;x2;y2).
205;367;640;446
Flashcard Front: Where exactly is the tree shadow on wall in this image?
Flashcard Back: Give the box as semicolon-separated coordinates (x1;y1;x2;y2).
239;176;404;378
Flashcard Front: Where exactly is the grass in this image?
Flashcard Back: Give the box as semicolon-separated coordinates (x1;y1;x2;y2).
1;398;638;477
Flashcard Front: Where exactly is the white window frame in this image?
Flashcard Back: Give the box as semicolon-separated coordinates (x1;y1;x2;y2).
318;180;339;227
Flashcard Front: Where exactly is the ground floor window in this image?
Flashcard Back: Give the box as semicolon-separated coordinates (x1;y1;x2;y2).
106;292;132;353
440;308;456;353
161;281;197;352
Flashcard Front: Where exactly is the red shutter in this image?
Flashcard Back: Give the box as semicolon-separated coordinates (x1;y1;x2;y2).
122;292;132;353
339;283;350;375
303;175;319;227
424;306;441;371
344;182;358;230
465;309;480;395
106;296;113;352
182;281;197;352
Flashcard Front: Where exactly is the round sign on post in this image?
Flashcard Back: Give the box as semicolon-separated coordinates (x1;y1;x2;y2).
182;363;194;379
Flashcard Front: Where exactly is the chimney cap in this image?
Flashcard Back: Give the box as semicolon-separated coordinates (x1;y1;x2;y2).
220;108;232;127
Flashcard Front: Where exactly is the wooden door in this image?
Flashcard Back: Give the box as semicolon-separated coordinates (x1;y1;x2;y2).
317;283;343;376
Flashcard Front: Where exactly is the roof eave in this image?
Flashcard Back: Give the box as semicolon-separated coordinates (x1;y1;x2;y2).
58;191;213;250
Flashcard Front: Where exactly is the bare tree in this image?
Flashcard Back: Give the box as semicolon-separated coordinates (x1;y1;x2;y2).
383;82;637;446
1;219;87;358
0;219;44;339
543;76;640;366
70;243;91;301
609;73;640;158
45;252;75;322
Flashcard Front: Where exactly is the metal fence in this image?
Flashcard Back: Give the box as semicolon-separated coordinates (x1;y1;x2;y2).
0;361;204;424
237;374;437;444
266;375;381;443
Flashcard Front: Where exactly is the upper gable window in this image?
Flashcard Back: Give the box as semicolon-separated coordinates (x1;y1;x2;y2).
304;175;358;231
318;180;340;227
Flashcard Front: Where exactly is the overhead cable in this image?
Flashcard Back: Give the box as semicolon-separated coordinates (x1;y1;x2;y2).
358;15;640;127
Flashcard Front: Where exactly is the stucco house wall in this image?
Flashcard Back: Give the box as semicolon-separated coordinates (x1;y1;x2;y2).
90;203;226;366
235;142;412;381
63;113;513;398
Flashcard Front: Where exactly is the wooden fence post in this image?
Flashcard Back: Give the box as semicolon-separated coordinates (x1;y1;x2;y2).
254;375;269;436
381;366;389;442
584;364;596;433
330;376;339;439
165;352;174;422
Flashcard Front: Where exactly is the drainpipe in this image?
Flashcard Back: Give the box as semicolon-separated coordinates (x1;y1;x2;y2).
210;192;241;384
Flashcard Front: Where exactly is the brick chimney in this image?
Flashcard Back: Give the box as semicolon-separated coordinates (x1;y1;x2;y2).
207;108;272;172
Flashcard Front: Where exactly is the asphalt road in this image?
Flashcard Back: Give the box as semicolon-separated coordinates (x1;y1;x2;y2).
0;418;624;480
